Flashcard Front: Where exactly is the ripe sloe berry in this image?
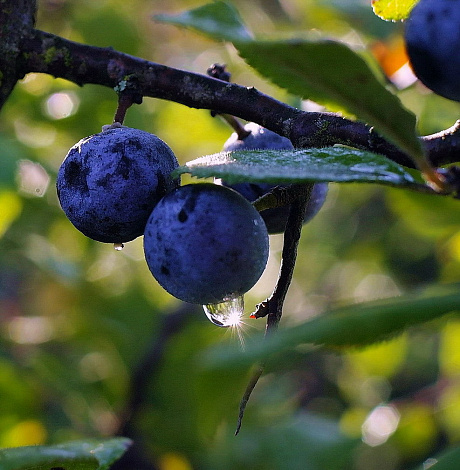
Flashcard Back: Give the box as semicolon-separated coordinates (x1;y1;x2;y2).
221;122;328;233
224;122;294;152
143;183;269;305
405;0;460;101
57;125;179;243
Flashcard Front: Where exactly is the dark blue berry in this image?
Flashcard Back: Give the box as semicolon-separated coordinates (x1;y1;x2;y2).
405;0;460;101
143;183;269;304
57;125;179;243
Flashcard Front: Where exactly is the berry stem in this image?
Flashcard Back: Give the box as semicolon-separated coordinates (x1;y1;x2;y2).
220;114;251;140
207;63;231;82
113;93;134;125
206;63;251;140
420;162;450;193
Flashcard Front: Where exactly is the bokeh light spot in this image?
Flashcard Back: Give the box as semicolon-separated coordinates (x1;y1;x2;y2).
0;190;22;237
8;316;54;344
45;91;80;119
1;420;47;447
362;405;400;447
158;453;193;470
14;119;56;148
17;160;50;197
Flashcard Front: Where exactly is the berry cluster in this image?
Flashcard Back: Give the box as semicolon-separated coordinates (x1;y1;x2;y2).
57;122;327;309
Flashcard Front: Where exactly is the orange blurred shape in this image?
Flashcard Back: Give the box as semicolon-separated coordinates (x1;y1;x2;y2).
371;36;409;77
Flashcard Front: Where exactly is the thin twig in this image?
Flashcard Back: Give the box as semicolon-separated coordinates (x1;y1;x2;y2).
266;184;313;329
235;363;265;435
235;184;313;434
251;184;313;323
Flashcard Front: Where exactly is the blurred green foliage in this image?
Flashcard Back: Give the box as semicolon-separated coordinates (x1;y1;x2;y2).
1;0;460;469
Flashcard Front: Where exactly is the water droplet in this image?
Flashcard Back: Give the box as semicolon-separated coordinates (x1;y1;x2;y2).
203;295;244;327
114;243;124;251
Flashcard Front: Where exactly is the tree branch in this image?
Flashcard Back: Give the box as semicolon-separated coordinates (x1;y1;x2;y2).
13;29;460;170
112;303;200;470
0;0;37;108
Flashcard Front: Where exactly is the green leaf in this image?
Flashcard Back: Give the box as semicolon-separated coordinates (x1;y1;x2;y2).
415;446;460;469
372;0;419;21
154;0;253;42
84;439;132;470
236;39;425;164
207;412;357;468
0;438;132;470
175;147;422;189
202;288;460;370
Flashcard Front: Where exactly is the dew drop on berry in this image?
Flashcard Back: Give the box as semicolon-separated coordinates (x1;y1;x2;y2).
203;295;244;328
114;243;124;251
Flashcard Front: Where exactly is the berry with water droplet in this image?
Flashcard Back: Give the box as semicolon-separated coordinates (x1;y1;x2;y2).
143;183;269;305
221;122;328;233
203;295;244;327
57;125;179;243
405;0;460;101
